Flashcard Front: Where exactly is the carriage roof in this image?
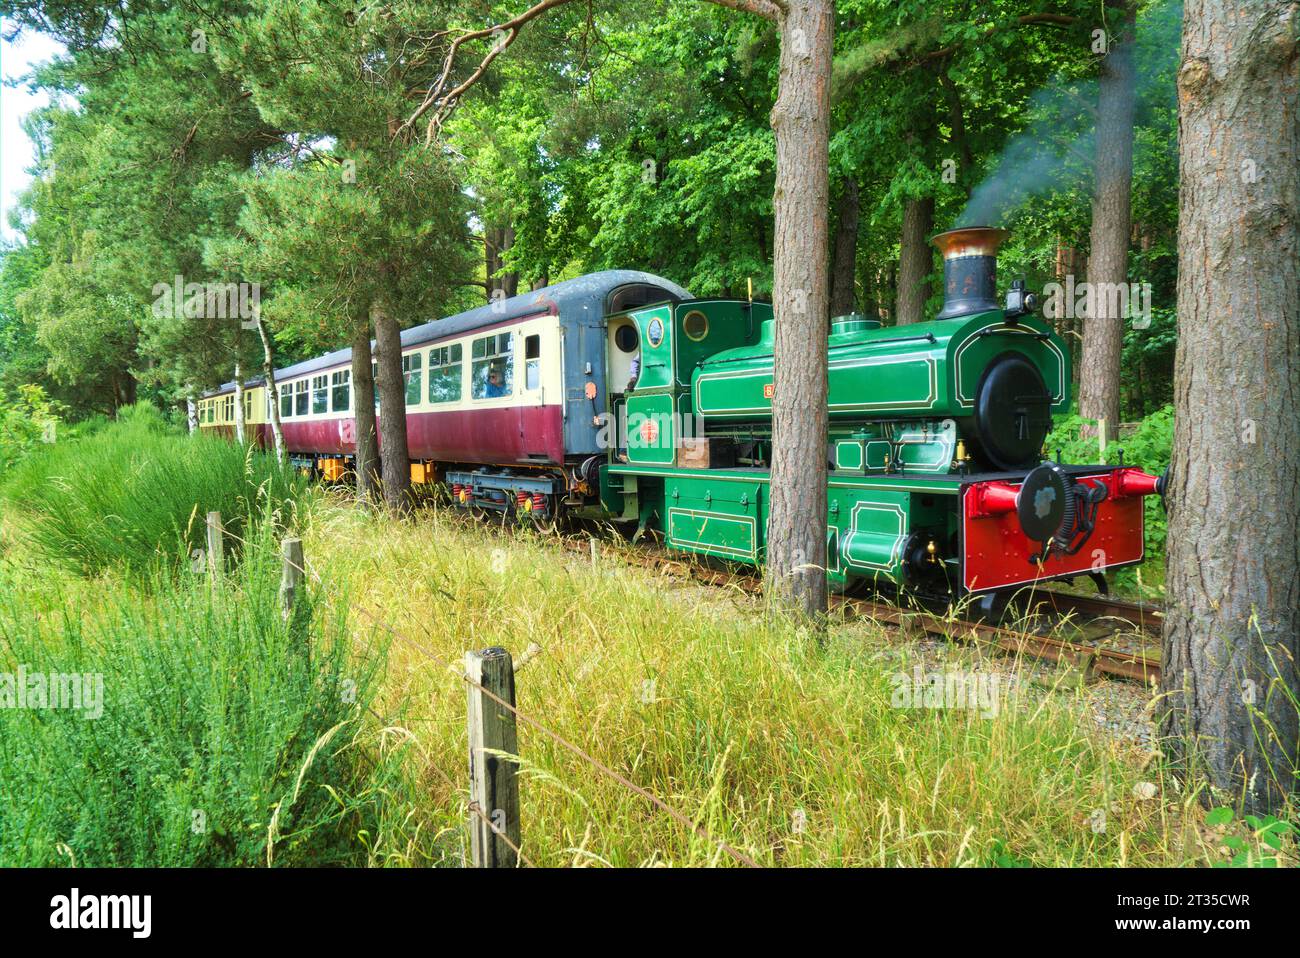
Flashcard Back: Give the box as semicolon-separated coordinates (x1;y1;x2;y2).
207;269;688;396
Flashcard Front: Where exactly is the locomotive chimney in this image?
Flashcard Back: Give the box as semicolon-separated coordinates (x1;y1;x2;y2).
931;226;1009;320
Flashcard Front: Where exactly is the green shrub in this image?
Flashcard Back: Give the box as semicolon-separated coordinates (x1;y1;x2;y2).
0;524;423;867
1;409;307;577
0;384;62;472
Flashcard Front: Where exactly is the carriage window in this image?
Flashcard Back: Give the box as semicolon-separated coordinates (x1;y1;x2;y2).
312;375;328;414
244;390;254;421
225;395;234;421
294;379;309;417
524;334;540;391
471;332;513;399
428;344;463;404
281;384;293;419
331;370;350;412
403;352;423;406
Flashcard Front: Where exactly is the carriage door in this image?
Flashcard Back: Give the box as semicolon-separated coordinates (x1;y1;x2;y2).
517;329;545;457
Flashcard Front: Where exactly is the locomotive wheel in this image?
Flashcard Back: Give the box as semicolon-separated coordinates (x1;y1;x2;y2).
969;590;1011;623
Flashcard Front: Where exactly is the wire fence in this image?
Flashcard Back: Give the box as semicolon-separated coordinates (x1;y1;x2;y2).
213;513;758;868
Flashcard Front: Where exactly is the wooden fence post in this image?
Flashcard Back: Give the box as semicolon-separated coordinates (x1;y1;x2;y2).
466;647;521;867
280;537;304;618
206;511;224;579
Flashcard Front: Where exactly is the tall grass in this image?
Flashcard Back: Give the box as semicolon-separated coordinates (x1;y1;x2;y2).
0;519;430;867
308;505;1253;867
1;402;306;577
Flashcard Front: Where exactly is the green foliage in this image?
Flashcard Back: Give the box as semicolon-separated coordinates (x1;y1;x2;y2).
0;525;423;866
0;384;62;472
1;405;307;577
1205;807;1298;868
451;1;777;296
1120;306;1177;419
984;838;1033;867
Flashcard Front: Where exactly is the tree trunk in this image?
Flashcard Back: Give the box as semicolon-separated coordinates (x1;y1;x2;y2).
233;358;246;445
254;313;285;462
372;300;413;515
829;178;861;318
1054;243;1087;379
896;196;934;325
1078;1;1136;443
486;226;519;302
186;392;198;435
1161;0;1299;814
351;317;380;502
764;0;833;620
531;275;548;291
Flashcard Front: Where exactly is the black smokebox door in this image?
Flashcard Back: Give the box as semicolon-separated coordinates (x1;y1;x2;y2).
973;352;1052;470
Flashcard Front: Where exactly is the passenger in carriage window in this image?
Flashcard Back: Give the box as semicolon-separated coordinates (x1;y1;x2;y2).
485;364;508;398
626;352;641;393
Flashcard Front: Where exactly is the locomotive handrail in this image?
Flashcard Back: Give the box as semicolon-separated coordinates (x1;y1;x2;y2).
700;331;937;366
973;327;1051;341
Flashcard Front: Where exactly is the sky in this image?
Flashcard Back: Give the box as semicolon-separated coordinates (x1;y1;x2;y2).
1;22;65;242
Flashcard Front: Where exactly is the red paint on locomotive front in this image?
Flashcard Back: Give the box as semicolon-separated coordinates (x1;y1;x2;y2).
961;472;1147;593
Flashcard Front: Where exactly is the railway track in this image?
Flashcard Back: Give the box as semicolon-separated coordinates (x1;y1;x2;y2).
448;512;1163;685
555;529;1164;685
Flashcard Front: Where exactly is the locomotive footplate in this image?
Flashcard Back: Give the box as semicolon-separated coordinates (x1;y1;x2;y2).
606;461;1161;599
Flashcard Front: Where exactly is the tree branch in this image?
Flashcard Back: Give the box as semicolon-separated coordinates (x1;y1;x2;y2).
397;0;582;143
397;0;790;145
914;13;1082;66
702;0;782;22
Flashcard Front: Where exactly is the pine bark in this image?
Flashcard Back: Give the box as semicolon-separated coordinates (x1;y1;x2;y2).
351;317;380;502
896;196;934;325
1161;0;1300;813
254;315;285;461
829;178;861;318
1079;1;1136;441
764;0;833;620
486;226;519;302
372;300;413;514
233;358;246;445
